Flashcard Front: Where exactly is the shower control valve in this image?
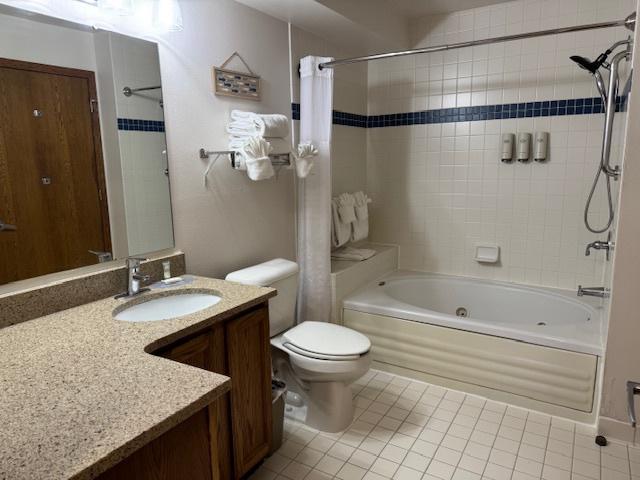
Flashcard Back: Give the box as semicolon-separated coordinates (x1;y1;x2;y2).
585;232;614;260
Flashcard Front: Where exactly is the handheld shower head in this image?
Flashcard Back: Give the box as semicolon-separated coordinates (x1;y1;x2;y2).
570;54;608;74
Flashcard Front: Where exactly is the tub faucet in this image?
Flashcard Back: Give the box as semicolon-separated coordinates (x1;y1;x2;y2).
585;232;614;260
116;257;150;299
577;286;610;298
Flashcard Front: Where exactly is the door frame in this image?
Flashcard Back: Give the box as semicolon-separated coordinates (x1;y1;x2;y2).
0;57;112;253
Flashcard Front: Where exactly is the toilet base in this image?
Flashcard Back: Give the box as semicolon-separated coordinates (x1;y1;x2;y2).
303;381;355;433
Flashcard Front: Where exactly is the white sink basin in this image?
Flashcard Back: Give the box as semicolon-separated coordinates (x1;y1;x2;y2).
114;293;221;322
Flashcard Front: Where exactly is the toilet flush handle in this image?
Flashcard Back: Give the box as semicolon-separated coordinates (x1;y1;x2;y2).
627;381;640;427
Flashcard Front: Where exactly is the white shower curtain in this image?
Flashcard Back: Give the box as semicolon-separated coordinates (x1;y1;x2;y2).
297;56;334;323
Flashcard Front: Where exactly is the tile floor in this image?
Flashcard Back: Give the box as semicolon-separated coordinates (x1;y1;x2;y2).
250;370;640;480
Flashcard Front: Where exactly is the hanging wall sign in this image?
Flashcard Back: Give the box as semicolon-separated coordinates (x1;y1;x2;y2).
213;52;261;101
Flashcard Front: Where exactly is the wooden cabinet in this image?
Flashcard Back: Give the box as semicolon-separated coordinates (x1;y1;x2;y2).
226;306;272;477
99;303;272;480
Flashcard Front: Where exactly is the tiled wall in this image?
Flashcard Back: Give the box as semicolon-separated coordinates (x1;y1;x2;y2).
365;0;633;290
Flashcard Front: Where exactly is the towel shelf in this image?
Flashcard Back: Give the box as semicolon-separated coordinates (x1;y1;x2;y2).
199;148;291;170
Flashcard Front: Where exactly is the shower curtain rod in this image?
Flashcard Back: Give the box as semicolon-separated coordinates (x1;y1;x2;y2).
319;12;637;69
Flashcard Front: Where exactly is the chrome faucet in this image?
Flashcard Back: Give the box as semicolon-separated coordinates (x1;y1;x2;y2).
577;286;610;298
116;257;151;298
585;232;614;260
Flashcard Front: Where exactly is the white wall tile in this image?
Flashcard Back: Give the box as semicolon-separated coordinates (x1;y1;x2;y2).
368;0;631;289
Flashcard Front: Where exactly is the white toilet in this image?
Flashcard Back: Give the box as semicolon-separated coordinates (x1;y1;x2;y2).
226;258;371;432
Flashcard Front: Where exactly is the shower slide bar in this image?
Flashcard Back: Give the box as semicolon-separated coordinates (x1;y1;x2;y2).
319;13;636;70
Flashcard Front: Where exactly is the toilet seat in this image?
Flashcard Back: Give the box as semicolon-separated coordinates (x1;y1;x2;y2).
282;342;361;361
282;321;370;360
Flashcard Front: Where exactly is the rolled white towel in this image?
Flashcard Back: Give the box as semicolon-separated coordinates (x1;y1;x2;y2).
228;110;289;138
337;193;357;224
242;136;274;181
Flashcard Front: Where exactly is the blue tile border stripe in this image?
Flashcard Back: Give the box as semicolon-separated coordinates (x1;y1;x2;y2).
117;118;165;132
291;96;627;128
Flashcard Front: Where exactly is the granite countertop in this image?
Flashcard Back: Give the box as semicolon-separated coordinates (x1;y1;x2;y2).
0;276;276;480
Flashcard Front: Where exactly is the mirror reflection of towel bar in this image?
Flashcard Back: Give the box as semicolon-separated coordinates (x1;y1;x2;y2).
123;85;162;96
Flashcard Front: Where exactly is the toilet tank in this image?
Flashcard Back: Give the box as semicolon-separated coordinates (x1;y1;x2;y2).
225;259;299;337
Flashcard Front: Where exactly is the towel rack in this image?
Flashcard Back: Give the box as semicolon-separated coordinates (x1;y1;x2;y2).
199;148;291;169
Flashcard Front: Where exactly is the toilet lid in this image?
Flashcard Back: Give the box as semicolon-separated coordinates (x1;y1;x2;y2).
283;321;371;358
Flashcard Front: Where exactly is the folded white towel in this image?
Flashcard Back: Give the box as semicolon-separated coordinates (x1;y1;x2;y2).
353;191;369;220
331;199;351;248
229;135;291;151
228;111;289;138
331;247;376;261
229;135;251;151
242;136;274;181
337;193;357;224
294;142;318;178
350;191;369;242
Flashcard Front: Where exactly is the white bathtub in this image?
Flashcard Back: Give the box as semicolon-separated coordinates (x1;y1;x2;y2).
344;271;603;355
343;271;604;418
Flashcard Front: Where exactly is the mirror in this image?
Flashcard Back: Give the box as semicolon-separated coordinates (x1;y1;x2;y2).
0;7;174;285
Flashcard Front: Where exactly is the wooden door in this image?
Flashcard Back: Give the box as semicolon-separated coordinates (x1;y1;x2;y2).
226;306;272;477
0;58;110;284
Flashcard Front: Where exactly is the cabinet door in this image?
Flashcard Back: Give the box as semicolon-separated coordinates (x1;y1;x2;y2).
208;323;234;480
162;332;220;480
164;331;210;368
226;306;272;478
96;407;213;480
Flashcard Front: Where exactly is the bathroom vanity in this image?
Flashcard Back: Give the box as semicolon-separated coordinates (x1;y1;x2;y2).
0;276;275;480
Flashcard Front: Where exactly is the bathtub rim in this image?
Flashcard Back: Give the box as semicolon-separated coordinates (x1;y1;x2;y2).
343;270;604;356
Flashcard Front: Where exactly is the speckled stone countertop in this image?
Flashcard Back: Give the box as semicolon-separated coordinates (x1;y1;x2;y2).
0;276;275;480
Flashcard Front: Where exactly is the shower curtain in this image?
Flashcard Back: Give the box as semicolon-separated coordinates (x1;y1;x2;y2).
296;56;334;323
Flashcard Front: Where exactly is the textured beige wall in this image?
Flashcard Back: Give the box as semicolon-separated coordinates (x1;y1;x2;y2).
159;0;296;279
599;0;640;441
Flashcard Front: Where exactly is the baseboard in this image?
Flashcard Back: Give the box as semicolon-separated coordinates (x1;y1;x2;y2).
598;415;636;444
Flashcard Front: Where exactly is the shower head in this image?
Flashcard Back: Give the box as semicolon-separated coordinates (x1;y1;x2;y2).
570;54;608;74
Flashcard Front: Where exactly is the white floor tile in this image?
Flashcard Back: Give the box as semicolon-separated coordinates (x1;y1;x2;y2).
252;370;634;480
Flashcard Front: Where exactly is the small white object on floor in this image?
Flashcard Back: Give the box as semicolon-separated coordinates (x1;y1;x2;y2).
331;247;376;261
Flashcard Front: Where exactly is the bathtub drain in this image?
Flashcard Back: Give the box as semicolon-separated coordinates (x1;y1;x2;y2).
537;322;546;326
455;307;468;317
